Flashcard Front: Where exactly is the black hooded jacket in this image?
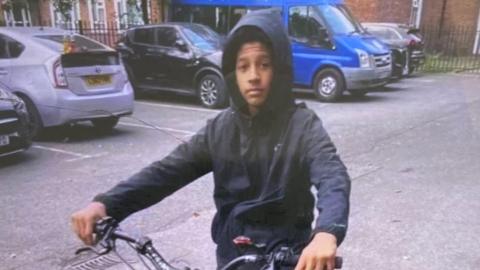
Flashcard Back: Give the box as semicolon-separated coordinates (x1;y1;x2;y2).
94;9;350;262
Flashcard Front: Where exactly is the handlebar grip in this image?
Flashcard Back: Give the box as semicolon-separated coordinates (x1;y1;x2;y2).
283;255;343;269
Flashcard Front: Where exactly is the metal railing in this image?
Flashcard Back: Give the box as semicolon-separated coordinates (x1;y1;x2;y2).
419;25;480;73
62;20;144;48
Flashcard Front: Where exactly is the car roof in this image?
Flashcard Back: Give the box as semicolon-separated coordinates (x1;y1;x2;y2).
127;22;210;30
0;27;70;37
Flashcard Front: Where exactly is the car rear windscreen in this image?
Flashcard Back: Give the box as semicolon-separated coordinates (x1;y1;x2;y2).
61;51;120;68
34;35;107;51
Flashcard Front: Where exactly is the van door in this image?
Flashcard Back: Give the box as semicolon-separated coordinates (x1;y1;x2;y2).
288;5;338;86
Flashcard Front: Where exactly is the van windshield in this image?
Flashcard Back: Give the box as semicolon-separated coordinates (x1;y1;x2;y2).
316;5;365;35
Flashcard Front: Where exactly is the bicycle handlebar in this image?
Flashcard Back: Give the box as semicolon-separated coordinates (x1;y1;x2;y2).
220;252;342;270
89;217;343;270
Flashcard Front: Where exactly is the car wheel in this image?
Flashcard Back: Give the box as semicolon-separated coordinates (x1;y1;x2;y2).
197;74;228;109
313;68;345;102
349;90;368;98
91;117;119;133
18;95;43;139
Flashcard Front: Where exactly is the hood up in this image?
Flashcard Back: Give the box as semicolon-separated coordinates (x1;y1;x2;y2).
222;9;295;115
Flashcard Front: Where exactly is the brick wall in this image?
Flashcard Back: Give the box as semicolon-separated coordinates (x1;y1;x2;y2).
421;0;480;55
79;1;91;23
421;0;480;29
105;0;117;26
345;0;412;24
38;0;52;25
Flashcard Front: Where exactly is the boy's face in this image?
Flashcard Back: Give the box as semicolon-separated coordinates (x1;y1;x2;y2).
235;41;273;115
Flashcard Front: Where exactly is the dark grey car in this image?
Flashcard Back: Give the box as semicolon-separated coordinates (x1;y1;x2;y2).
116;23;227;109
363;23;426;77
0;83;31;157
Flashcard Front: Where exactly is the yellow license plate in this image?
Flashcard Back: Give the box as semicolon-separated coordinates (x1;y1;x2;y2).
85;75;112;86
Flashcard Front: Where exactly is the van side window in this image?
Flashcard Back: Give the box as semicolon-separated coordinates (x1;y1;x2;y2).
289;6;327;45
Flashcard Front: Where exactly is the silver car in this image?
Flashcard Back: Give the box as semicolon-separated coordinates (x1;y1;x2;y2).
0;27;134;136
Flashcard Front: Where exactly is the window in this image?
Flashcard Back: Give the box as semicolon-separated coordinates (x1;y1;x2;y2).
134;28;155;44
410;0;423;28
289;6;327;44
3;1;32;26
0;36;8;59
316;5;362;35
51;0;81;28
155;27;178;47
0;35;25;59
90;0;107;29
173;5;258;34
367;27;402;40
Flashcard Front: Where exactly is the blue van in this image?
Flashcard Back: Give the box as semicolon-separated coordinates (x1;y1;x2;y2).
171;0;392;101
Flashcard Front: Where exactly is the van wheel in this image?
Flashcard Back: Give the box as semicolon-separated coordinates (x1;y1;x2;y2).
197;74;228;109
91;117;119;132
313;68;345;102
18;95;43;139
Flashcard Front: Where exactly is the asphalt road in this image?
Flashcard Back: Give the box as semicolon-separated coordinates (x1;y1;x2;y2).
1;73;479;270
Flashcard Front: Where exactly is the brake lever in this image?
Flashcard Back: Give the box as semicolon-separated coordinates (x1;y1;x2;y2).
74;217;119;256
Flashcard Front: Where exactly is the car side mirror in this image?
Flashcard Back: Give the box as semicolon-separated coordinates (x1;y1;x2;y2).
175;39;188;52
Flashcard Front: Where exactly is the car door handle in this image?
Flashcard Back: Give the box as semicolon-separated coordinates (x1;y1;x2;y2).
0;69;8;75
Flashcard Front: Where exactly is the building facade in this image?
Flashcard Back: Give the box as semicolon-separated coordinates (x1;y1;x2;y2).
0;0;167;29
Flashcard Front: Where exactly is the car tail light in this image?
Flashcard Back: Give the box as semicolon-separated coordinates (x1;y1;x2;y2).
409;39;417;48
53;59;68;88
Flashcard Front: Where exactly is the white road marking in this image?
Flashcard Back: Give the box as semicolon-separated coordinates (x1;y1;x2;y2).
409;79;435;83
33;145;90;158
33;145;107;162
135;101;220;113
66;153;108;162
119;122;195;135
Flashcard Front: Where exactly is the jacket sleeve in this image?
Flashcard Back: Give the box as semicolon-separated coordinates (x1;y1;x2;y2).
304;114;351;245
93;126;212;222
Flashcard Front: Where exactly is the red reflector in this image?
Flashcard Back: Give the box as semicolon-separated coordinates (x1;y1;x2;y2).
233;236;253;246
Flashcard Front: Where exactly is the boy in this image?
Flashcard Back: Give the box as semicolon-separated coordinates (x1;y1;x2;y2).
72;10;350;270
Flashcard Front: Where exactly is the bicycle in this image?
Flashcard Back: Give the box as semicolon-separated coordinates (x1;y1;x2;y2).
63;217;343;270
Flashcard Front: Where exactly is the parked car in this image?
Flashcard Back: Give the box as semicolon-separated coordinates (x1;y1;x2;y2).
116;23;227;109
0;83;31;157
363;23;426;76
0;27;134;137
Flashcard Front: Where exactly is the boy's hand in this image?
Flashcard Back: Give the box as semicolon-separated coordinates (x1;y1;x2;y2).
71;202;107;246
295;232;337;270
